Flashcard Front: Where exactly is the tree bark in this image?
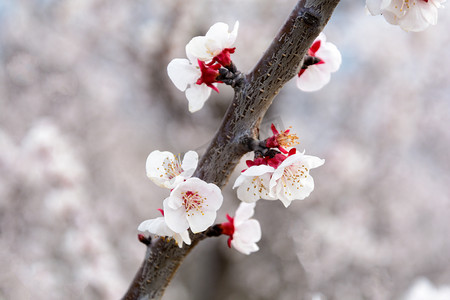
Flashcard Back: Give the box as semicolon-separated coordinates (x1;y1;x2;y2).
122;0;340;299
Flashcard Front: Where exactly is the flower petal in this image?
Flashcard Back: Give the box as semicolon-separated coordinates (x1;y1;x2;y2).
167;58;201;91
234;202;256;225
317;42;342;72
297;64;331;92
138;217;171;236
185;84;212;113
187;209;217;233
366;0;382;15
181;150;198;178
226;21;240;48
163;198;189;233
205;22;231;50
186;36;213;62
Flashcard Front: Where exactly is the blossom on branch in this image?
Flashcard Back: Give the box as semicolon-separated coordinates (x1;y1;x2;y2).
167;55;221;112
269;150;325;207
296;32;341;92
186;21;239;66
265;124;299;154
138;209;191;248
220;202;261;255
146;150;198;189
366;0;445;32
233;164;276;203
163;177;223;234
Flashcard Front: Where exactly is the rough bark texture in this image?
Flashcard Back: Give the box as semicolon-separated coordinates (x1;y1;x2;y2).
122;0;340;299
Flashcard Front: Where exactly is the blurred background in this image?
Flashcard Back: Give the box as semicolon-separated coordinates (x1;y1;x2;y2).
1;0;450;299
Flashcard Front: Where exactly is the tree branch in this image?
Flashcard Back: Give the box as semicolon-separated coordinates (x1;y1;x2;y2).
122;1;340;299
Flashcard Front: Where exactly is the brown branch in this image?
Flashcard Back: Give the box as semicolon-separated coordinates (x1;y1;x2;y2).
122;0;340;299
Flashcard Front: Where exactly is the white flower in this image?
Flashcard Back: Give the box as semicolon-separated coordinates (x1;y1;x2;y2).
138;215;191;248
167;55;220;113
402;277;450;300
163;177;223;234
233;165;277;203
146;150;198;189
186;21;239;65
269;152;325;207
221;202;262;255
366;0;445;32
296;32;341;92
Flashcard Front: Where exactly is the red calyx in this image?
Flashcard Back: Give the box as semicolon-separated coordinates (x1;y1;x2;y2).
196;60;221;93
208;48;236;67
220;214;235;248
138;234;151;245
246;157;268;168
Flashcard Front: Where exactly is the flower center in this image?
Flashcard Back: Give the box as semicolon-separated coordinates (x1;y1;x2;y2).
162;155;183;179
276;127;299;149
281;164;308;192
182;190;207;216
247;176;270;197
396;0;427;13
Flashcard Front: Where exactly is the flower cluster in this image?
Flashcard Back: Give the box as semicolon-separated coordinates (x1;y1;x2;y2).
139;149;262;255
167;22;239;113
366;0;445;31
234;124;325;207
139;150;223;248
296;32;342;92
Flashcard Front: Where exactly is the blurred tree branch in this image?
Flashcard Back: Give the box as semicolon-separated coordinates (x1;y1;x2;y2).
122;0;340;299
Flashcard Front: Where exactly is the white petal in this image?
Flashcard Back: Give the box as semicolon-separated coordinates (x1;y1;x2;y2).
138;217;171;236
187;209;217;233
365;0;382;15
383;10;401;25
397;2;436;31
197;179;224;210
296;65;331;92
234;202;256;225
163;198;190;233
167;58;200;91
239;165;275;178
186;36;214;62
205;22;231;50
235;219;262;243
181;150;198;178
418;1;439;26
185;84;212;113
226;21;239;48
232;240;259;255
366;0;383;15
175;230;192;247
303;155;326;169
317;42;342;72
